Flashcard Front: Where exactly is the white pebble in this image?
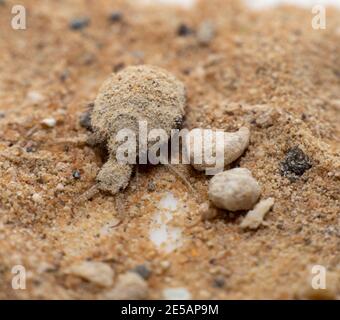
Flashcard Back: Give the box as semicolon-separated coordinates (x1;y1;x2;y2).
208;168;261;211
163;287;192;300
240;198;275;230
56;183;65;191
27;91;44;103
104;272;149;300
65;261;114;287
197;21;215;45
32;193;43;203
41;118;56;128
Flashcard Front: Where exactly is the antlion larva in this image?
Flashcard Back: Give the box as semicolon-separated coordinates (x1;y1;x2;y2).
81;65;186;198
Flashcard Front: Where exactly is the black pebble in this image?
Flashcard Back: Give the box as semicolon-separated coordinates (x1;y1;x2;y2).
79;104;94;131
0;111;5;119
69;17;90;30
72;170;81;180
280;146;312;181
26;146;36;153
177;24;193;37
108;11;123;23
132;264;151;280
212;276;225;288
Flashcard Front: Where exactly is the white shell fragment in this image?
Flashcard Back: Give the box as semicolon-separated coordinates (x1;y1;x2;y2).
208;168;261;211
185;127;250;173
240;197;275;230
64;261;114;287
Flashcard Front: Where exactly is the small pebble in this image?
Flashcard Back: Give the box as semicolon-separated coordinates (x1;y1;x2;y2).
197;21;215;45
160;261;171;270
108;11;123;23
163;287;191;300
27;91;44;104
25;141;37;153
104;272;149;300
79;111;92;131
147;181;156;192
65;261;114;287
41;118;56;128
212;276;225;288
132;264;151;280
56;183;65;191
177;24;193;36
32;193;43;203
69;17;90;30
0;111;5;118
209;168;261;211
72;170;81;180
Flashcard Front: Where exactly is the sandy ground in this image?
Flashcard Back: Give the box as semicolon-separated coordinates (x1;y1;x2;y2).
0;0;339;299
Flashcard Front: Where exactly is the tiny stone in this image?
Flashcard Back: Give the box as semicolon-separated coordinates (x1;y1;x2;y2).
213;276;225;288
160;260;171;270
41;118;56;128
177;24;193;37
163;287;191;300
27;91;44;104
25;141;37;153
65;261;114;287
69;17;90;30
56;183;65;191
108;11;123;23
197;21;215;45
32;193;43;203
72;170;81;179
147;181;156;192
79;110;92;131
104;272;149;300
0;111;5;118
132;264;151;280
280;146;312;180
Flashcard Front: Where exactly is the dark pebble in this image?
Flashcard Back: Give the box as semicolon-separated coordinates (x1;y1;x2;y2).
26;146;36;153
79;104;94;131
177;24;193;37
79;111;92;131
108;11;123;23
280;146;312;181
72;170;81;180
69;17;90;30
212;276;225;288
0;111;5;118
132;264;151;280
113;62;125;73
147;181;156;192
